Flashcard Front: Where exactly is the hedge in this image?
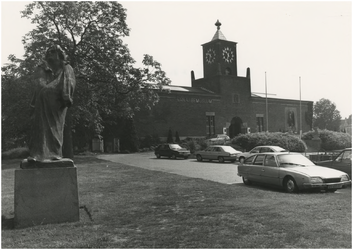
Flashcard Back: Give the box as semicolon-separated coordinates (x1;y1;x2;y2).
302;129;351;151
231;132;306;152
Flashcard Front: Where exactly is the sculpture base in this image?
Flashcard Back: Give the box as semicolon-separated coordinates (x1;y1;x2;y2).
20;158;74;169
14;166;79;228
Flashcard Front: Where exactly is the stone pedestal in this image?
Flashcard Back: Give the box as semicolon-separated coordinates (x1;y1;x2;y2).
14;165;79;228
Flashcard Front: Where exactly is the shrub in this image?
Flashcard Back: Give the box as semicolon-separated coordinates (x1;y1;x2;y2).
2;147;29;160
140;134;161;149
232;132;306;152
302;129;351;151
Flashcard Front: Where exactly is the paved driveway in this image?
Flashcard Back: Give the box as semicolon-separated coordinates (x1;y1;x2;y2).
97;152;243;185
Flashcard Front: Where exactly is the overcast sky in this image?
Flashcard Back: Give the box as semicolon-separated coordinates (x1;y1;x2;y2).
1;1;352;118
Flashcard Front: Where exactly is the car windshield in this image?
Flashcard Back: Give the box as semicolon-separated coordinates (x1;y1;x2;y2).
222;146;239;154
278;154;314;167
170;144;182;150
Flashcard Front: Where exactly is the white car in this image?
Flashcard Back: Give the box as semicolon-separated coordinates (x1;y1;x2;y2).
206;134;231;145
238;145;287;163
237;152;351;193
195;145;242;163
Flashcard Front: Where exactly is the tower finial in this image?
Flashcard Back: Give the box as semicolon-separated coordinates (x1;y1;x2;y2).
215;19;221;30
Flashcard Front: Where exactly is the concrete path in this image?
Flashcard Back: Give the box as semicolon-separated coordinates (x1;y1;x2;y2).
97;152;243;185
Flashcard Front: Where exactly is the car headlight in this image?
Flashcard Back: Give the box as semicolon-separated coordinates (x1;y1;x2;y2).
341;175;349;181
310;177;323;183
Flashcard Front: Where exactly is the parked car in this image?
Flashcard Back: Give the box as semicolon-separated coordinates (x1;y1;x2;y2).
155;144;190;159
195;145;242;163
316;148;352;178
206;134;231;145
237;152;351;193
237;145;287;163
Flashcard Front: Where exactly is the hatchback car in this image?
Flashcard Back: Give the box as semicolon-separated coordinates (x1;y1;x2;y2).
195;145;242;163
317;148;352;178
238;145;287;163
237;152;351;193
155;144;190;159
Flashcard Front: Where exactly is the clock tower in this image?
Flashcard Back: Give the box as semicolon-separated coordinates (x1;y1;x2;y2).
202;20;238;78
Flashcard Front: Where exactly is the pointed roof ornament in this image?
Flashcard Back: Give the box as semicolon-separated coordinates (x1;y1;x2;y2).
212;19;227;41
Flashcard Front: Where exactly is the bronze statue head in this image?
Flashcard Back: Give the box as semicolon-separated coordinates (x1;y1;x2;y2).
45;44;67;64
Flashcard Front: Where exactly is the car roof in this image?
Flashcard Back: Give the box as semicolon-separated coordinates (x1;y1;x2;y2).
254;145;285;150
252;152;300;156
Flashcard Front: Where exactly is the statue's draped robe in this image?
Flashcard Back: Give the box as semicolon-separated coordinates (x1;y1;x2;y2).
29;62;76;161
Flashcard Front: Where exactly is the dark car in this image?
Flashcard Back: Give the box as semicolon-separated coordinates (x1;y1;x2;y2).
155;144;191;159
316;148;352;178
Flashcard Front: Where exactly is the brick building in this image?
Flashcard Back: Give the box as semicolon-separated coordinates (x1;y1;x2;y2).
135;20;313;140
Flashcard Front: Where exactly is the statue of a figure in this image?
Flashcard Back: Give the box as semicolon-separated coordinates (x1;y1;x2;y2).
27;45;76;162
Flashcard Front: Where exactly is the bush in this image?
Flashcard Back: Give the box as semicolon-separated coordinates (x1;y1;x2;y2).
2;147;30;160
140;134;161;149
302;129;351;151
232;132;306;152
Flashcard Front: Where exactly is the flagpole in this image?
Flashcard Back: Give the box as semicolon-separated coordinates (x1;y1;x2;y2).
265;72;268;132
299;76;302;138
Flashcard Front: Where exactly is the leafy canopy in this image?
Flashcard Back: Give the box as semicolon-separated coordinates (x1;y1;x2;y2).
2;1;171;149
313;98;342;131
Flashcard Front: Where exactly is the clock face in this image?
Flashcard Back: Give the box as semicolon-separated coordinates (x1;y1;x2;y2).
222;47;234;63
205;48;216;64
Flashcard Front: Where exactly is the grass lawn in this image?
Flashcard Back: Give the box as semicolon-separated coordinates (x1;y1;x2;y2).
2;155;352;248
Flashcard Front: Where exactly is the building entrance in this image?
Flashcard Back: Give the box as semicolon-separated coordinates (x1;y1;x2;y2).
229;116;243;138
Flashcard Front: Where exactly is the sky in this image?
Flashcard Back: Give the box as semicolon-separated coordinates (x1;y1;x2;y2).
1;1;352;118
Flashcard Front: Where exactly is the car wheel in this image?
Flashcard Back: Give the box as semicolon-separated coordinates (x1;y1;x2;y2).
218;156;225;163
156;153;161;159
196;155;203;162
283;177;298;193
239;157;245;163
242;176;252;185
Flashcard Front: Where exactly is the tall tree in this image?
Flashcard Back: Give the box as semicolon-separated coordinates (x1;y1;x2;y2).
313;98;342;131
2;1;171;151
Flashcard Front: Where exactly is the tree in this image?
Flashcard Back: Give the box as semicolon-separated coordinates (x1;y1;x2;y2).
119;118;139;152
167;128;173;143
175;131;181;143
313;98;341;131
2;1;171;151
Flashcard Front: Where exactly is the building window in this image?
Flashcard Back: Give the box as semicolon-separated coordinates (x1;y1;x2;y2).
206;113;216;136
256;115;264;132
232;93;240;104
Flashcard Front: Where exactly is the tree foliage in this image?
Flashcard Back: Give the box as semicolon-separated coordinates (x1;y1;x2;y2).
313;98;341;131
2;1;171;150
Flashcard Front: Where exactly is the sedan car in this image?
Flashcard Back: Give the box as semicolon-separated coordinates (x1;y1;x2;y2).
155;144;191;159
206;134;231;145
317;148;352;178
237;145;287;163
237;152;351;193
195;145;242;163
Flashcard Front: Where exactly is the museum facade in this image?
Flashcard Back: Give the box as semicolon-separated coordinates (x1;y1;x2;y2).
134;20;313;140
